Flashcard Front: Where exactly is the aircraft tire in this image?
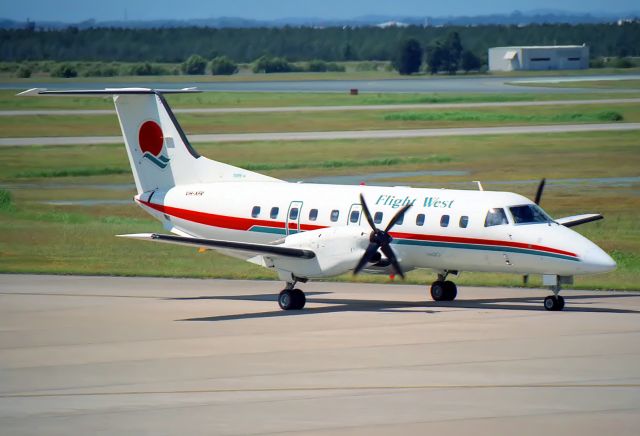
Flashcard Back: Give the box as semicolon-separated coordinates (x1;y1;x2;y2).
430;281;446;301
543;295;564;311
278;288;306;310
443;281;458;301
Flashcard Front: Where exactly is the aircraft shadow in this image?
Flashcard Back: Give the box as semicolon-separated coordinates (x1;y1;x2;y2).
170;291;640;322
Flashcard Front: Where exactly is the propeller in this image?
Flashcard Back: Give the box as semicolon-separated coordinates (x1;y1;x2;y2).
353;194;412;278
534;178;546;205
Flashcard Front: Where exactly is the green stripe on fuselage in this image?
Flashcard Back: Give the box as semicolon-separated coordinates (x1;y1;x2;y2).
394;238;579;262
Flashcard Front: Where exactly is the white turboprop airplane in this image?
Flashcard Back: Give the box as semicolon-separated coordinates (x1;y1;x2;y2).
21;87;616;311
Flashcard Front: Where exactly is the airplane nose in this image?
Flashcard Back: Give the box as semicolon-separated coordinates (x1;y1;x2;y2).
581;245;617;274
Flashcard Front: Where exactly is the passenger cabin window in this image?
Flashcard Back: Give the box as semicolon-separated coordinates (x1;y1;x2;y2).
350;210;360;223
251;206;261;218
309;208;318;221
395;213;404;226
509;205;551;224
440;215;450;227
459;216;469;228
374;212;383;224
330;210;340;222
485;208;508;227
289;207;299;220
270;207;279;219
416;214;425;226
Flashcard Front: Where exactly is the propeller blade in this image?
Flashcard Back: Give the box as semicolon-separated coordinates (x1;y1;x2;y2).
384;203;412;233
534;178;546;205
380;244;405;279
353;243;382;275
359;193;376;230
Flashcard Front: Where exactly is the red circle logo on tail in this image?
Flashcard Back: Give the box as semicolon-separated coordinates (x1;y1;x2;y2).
138;121;164;156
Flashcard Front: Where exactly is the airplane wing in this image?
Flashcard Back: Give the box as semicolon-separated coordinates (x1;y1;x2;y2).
117;233;315;259
555;213;603;228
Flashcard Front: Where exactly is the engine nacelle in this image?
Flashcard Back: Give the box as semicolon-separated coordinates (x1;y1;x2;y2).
263;226;370;279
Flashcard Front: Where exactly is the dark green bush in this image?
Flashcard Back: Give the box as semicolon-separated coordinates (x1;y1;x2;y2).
182;54;207;75
51;63;78;78
210;56;238;75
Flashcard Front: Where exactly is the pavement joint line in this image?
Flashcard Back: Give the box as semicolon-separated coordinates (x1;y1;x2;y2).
3;384;640;398
2;122;640;146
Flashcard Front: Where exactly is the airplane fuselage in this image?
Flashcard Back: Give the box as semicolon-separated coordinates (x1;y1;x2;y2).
135;181;614;278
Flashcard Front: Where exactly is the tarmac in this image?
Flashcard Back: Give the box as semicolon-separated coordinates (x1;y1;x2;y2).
1;274;639;435
2;122;640;146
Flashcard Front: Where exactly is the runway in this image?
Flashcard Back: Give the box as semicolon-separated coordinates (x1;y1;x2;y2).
3;73;639;93
2;122;640;146
1;274;639;435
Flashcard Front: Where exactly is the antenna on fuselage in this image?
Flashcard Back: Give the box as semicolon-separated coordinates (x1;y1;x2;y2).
473;181;484;191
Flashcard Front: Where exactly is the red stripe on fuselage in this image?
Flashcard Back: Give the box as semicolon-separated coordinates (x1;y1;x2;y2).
138;200;577;258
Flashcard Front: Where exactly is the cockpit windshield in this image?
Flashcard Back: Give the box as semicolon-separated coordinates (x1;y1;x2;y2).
485;208;509;227
509;204;552;224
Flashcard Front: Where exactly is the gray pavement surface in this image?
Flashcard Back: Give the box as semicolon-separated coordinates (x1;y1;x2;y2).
1;274;639;435
2;122;639;146
3;73;640;94
3;97;640;117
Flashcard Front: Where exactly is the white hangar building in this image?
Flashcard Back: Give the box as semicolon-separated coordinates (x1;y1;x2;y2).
488;45;589;71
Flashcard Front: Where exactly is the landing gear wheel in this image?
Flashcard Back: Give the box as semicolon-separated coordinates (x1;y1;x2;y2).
543;295;565;311
431;281;457;302
443;281;458;301
430;281;446;301
278;288;306;310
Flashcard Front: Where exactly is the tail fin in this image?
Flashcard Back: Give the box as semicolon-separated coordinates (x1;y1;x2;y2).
19;88;279;194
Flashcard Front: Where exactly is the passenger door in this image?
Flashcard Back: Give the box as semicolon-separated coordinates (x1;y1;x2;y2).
286;201;303;235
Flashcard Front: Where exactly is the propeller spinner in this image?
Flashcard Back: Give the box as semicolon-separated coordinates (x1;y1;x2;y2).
353;194;412;278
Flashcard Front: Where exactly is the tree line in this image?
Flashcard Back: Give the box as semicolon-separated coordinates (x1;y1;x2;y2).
1;23;638;65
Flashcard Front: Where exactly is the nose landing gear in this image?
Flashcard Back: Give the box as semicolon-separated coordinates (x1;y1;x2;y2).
278;281;306;310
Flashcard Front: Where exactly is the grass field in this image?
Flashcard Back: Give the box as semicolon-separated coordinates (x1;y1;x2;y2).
1;130;638;290
1;103;638;137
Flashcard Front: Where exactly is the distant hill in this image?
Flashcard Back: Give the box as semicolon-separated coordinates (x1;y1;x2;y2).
2;10;639;30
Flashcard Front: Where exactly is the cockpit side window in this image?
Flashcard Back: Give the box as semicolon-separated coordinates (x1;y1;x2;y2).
510;204;551;224
484;208;509;227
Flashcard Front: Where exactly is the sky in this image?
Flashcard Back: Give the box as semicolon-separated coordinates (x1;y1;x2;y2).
1;0;638;22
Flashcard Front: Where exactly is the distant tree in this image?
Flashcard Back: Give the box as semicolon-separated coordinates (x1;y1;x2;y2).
342;43;356;61
50;63;77;78
253;55;295;73
307;60;328;72
426;44;447;74
210;56;238;75
461;50;482;72
393;38;422;75
16;64;32;78
182;54;207;75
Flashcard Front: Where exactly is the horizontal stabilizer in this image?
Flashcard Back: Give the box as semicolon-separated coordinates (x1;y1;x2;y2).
556;213;603;228
117;233;316;259
17;87;200;97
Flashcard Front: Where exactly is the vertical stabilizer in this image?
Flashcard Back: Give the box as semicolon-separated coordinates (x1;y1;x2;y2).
19;88;280;194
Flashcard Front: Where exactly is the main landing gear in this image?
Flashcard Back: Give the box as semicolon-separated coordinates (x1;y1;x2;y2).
430;273;458;302
278;282;306;310
544;283;565;311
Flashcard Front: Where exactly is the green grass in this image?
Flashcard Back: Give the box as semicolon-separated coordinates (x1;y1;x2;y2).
1;130;639;289
14;167;129;178
2;103;639;138
383;110;624;122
